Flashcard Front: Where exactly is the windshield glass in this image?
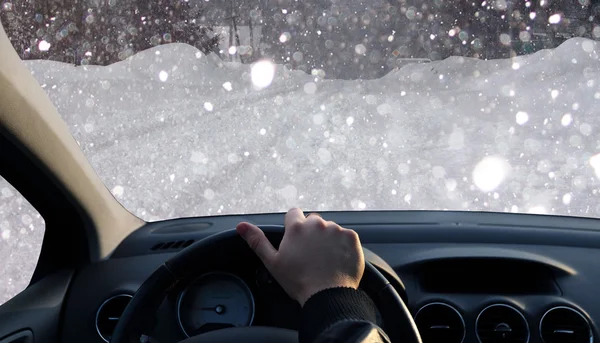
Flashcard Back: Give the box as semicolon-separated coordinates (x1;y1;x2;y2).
3;0;600;220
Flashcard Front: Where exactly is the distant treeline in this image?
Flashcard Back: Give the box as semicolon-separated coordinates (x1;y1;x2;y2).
1;0;220;65
2;0;599;78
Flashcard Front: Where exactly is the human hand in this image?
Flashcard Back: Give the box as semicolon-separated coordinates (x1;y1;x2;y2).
236;208;364;306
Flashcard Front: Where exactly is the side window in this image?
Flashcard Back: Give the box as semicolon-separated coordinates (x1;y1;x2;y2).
0;176;45;305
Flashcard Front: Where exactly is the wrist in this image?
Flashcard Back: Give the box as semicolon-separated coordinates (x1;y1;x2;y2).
298;284;359;307
299;287;378;343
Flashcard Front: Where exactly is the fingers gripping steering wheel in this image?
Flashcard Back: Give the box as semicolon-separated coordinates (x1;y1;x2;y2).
111;226;422;343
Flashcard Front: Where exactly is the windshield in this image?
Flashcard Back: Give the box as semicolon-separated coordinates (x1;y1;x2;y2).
3;0;600;220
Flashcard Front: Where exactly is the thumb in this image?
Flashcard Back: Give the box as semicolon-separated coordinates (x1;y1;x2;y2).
236;222;277;267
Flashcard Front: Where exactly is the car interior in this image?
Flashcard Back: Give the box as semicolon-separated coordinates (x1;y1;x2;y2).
0;8;598;343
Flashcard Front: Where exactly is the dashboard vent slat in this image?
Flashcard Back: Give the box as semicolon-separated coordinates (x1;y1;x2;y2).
150;243;164;250
415;302;465;343
476;304;529;343
149;240;195;252
161;241;174;249
540;306;592;343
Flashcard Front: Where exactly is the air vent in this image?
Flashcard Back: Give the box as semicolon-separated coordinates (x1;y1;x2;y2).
150;239;195;251
540;306;592;343
476;304;529;343
150;222;212;234
95;294;132;342
415;302;465;343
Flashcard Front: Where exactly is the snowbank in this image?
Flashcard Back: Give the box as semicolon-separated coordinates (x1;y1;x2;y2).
14;38;600;220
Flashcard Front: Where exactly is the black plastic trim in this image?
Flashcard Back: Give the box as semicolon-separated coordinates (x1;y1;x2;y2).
0;125;97;282
112;212;600;258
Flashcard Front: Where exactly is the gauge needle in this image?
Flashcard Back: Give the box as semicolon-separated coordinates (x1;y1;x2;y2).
200;305;226;314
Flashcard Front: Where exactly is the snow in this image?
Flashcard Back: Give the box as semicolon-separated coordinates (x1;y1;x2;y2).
222;82;233;92
515;111;529;125
279;33;290;43
251;60;276;89
37;40;51;52
111;185;125;198
472;156;512;192
16;37;598;220
3;38;600;302
548;13;562;24
0;181;44;305
561;113;573;126
158;70;169;82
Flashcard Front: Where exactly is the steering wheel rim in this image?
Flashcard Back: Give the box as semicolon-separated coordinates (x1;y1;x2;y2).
111;226;422;343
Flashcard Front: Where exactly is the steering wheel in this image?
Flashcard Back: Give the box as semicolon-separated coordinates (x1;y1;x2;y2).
111;226;422;343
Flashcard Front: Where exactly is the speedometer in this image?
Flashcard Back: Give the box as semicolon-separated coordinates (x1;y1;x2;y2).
177;272;255;337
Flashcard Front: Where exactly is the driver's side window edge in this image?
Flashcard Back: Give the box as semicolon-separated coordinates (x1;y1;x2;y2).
0;126;97;286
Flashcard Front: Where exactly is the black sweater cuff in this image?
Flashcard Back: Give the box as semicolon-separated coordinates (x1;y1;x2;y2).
299;287;378;343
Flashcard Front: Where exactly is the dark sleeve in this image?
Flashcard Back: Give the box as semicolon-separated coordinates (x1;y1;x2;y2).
299;287;391;343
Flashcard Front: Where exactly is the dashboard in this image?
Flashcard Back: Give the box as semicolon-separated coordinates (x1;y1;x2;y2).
59;211;600;343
